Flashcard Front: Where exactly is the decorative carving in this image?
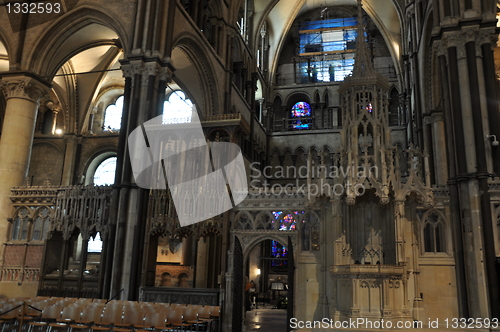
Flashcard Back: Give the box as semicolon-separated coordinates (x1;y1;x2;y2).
478;28;498;47
462;28;479;44
52;186;112;240
0;76;49;103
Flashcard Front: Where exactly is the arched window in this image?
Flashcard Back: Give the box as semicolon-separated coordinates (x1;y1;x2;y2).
32;207;51;241
423;212;446;253
163;90;193;124
103;96;124;131
93;157;117;186
290;102;312;129
11;207;30;241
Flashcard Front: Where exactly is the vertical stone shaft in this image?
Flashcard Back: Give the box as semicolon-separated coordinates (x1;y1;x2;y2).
0;74;49;264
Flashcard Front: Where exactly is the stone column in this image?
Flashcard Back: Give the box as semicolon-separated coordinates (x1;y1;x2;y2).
0;74;50;263
438;29;493;318
430;112;448;185
61;135;80;186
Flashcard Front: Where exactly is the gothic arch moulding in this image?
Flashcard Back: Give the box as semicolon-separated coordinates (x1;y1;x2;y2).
172;34;220;117
234;232;298;259
27;6;129;79
81;147;117;185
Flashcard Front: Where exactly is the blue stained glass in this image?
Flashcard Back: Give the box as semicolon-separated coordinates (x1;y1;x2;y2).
291;102;311;117
272;211;303;230
271;240;288;267
292;121;311;130
299;17;357;31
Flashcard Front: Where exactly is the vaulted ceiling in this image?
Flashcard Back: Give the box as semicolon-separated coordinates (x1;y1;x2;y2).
252;0;402;77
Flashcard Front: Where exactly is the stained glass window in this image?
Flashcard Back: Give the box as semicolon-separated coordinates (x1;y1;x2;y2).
93;157;117;186
362;103;373;113
297;17;359;82
104;96;124;131
291;102;312;130
271;240;288;267
272;211;304;230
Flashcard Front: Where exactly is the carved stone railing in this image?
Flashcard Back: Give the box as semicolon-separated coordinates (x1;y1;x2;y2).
199;113;241;122
10;186;113;236
10;186;59;206
140;286;220;306
330;264;405;277
147;190;224;240
53;185;112;239
432;184;449;198
489;177;500;192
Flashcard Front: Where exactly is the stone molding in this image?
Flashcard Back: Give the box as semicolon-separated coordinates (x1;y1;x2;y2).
121;60;173;86
0;75;50;103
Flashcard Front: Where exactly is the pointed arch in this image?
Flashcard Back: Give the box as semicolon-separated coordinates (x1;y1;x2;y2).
28;6;128;79
172;34;220;116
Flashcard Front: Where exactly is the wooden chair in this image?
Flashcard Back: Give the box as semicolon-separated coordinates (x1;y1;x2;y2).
113;307;143;332
166;310;189;331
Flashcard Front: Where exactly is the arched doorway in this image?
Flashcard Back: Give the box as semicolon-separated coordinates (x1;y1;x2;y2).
232;235;295;332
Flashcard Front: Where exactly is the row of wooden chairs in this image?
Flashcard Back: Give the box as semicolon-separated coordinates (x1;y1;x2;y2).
0;297;220;332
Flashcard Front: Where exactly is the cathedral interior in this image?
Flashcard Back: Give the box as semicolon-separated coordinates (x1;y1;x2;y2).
0;0;499;331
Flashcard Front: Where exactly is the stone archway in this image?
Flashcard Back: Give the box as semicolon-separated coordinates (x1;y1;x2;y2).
230;231;298;331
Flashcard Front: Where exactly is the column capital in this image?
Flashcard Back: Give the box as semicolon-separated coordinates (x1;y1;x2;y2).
441;31;467;59
121;61;143;78
121;59;174;85
0;73;50;103
432;40;448;59
430;111;444;123
478;28;498;47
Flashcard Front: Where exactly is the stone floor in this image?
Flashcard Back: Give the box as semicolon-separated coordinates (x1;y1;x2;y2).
244;304;288;332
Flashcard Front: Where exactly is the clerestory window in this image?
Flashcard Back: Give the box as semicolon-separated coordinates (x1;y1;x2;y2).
103;95;124;131
297;17;358;83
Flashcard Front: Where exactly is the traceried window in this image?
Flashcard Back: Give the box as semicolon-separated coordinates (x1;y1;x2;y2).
423;213;446;253
103;96;124;131
298;17;358;83
11;207;30;241
272;211;304;230
163;90;193;124
93;157;117;186
32;207;51;241
290;102;312;130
